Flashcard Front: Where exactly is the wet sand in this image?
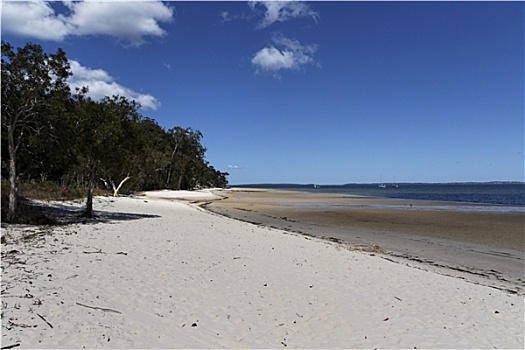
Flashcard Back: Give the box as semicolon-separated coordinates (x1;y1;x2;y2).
206;188;525;293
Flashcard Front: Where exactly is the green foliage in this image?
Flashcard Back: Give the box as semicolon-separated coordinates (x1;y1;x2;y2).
1;41;228;222
2;41;72;222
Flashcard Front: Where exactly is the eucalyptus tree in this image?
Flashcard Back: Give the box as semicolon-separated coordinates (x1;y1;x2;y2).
71;91;145;217
70;91;106;217
134;117;172;190
201;164;229;188
97;95;144;196
166;127;206;190
1;41;71;222
1;42;228;223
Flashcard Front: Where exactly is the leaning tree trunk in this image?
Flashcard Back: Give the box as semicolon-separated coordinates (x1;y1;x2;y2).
102;176;132;197
165;169;172;188
112;176;131;197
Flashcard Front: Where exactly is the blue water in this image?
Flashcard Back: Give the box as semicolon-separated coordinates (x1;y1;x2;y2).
237;183;525;207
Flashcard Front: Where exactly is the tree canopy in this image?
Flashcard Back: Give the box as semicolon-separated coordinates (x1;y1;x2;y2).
1;41;229;221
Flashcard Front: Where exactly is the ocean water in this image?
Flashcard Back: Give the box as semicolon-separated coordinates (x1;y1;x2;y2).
237;183;525;208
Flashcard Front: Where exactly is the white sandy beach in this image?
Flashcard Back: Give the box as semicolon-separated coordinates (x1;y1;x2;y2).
1;190;523;349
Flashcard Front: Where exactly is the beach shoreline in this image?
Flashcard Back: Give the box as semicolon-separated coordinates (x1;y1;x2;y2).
1;191;524;348
205;188;524;294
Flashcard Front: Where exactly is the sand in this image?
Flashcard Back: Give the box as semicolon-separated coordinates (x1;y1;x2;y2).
208;189;524;249
206;189;525;292
1;190;524;349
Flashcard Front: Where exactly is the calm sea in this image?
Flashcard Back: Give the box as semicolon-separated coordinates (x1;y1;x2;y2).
236;183;525;209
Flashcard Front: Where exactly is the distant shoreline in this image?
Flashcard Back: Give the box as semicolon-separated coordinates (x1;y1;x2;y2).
234;181;525;186
230;182;525;207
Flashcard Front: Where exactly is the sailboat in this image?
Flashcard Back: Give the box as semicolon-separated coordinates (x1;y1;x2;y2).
379;175;386;188
391;176;399;188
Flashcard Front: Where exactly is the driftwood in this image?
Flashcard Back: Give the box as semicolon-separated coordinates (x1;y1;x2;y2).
100;176;131;197
37;313;53;328
76;302;122;314
112;176;131;197
83;250;127;255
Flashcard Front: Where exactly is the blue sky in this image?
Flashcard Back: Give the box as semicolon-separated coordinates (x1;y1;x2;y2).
2;1;524;184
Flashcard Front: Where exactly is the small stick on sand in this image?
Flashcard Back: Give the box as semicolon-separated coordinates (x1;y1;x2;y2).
83;249;105;254
37;313;53;328
76;302;122;314
1;343;21;350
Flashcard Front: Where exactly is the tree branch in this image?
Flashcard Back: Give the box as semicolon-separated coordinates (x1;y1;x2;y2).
113;176;131;197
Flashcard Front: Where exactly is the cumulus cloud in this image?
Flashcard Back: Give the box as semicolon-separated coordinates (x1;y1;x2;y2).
252;34;317;74
68;60;160;111
1;0;173;45
1;1;73;41
249;1;318;28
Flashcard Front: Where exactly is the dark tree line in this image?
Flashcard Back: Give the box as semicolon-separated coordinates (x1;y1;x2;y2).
1;41;228;221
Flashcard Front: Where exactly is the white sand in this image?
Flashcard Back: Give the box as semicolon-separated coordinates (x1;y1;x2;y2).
143;188;222;201
1;192;523;349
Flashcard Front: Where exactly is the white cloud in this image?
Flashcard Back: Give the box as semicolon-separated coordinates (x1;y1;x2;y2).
220;11;233;23
1;0;173;45
1;1;73;41
249;1;318;28
68;60;160;111
65;1;173;45
252;34;317;74
228;165;242;170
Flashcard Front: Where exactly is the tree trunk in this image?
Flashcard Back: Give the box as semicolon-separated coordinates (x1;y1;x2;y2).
8;156;17;223
84;162;96;218
177;174;183;190
165;169;172;188
84;186;94;218
7;125;17;223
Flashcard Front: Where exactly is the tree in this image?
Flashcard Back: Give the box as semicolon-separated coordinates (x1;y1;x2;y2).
70;92;103;217
97;95;144;197
134;117;172;190
71;92;144;217
1;42;228;222
166;127;206;190
1;42;71;222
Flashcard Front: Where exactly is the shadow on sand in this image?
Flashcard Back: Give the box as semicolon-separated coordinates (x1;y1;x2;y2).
24;199;161;225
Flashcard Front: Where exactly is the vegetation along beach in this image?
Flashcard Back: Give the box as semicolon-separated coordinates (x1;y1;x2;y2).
2;1;524;349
